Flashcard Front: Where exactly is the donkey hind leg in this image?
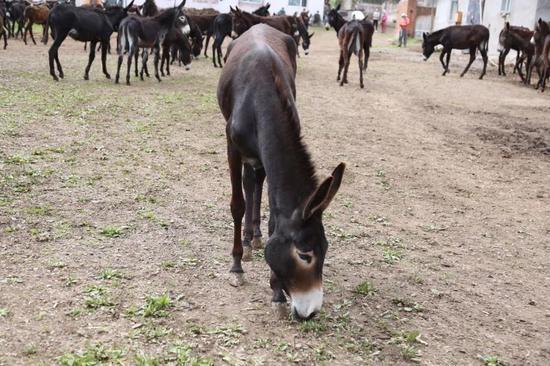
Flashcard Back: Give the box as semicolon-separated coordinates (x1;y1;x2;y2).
134;50;139;77
251;167;265;250
48;29;67;81
363;43;370;71
479;45;488;80
212;38;218;67
337;51;344;81
242;164;255;262
340;52;352;86
460;47;476;77
83;40;97;80
442;49;451;76
153;47;161;82
513;50;520;74
204;34;210;58
358;49;364;88
126;45;135;85
227;139;245;287
140;49;148;81
439;49;447;74
101;40;110;79
29;21;37;45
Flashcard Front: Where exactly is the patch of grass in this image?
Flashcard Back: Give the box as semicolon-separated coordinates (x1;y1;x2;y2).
401;344;421;362
354;281;376;296
4;155;30;165
25;205;51;216
392;298;423;313
84;285;114;309
0;308;9;317
143;294;172;318
298;315;328;334
160;261;176;270
22;344;38;356
481;355;508;366
207;324;246;347
58;344;124;366
314;344;335;362
99;225;124;238
169;343;214;366
383;248;403;264
133;325;172;341
48;261;67;269
134;353;160;366
65;276;78;287
99;269;124;280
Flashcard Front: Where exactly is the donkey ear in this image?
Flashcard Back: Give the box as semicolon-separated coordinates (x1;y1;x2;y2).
505;21;510;30
301;163;346;220
124;0;135;11
309;32;314;38
335;4;341;11
177;0;186;10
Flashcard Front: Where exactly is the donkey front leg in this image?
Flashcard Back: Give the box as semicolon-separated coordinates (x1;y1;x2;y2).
270;271;288;319
340;52;352;86
337;51;344;81
358;49;364;88
251;167;265;250
443;49;451;76
101;40;110;79
479;46;488;80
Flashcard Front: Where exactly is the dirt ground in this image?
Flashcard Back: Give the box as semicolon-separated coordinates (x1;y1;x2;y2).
1;26;549;366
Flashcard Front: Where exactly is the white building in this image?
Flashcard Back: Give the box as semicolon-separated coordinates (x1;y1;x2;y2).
103;0;324;18
433;0;550;56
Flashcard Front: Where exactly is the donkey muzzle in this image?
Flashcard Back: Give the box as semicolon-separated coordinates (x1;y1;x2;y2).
231;30;238;39
290;287;323;320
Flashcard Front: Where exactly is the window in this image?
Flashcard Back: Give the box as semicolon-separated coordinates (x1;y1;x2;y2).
501;0;511;13
449;0;458;21
288;0;300;6
301;0;307;7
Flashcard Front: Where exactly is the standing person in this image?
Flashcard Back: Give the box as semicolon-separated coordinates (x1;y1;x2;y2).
372;8;380;32
398;12;410;47
380;9;388;33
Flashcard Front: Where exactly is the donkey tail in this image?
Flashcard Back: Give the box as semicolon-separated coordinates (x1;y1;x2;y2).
44;12;51;44
348;26;361;56
117;23;129;55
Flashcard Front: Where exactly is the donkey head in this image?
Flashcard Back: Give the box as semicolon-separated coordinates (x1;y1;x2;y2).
265;163;345;320
105;0;134;31
325;4;341;31
230;7;249;38
422;32;437;60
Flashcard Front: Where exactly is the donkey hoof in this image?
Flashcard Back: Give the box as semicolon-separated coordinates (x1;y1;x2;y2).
360;83;364;89
242;246;253;262
84;75;89;80
105;74;111;79
59;73;64;79
252;237;263;250
460;74;465;78
229;272;245;287
339;82;344;87
271;302;289;320
52;75;59;82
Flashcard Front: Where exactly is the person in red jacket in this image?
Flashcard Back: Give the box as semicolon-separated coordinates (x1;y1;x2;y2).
398;13;410;47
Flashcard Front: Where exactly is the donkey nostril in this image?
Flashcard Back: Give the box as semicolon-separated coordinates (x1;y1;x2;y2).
292;308;318;321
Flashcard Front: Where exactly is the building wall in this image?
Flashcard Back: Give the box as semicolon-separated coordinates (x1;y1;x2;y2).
433;0;470;31
100;0;324;17
535;0;550;21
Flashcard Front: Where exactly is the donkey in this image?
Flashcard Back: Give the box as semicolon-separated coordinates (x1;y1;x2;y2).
218;23;345;320
115;1;186;85
337;20;366;88
23;3;49;45
530;19;550;91
7;0;25;38
187;13;216;58
0;1;7;49
46;1;135;81
498;23;533;76
210;3;273;68
291;15;314;56
422;25;489;79
140;0;158;17
326;5;374;71
159;15;192;77
231;7;293;37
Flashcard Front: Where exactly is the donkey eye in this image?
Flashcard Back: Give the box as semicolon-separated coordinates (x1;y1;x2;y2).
298;253;312;263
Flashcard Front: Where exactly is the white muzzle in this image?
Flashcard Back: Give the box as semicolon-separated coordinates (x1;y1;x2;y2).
231;30;238;39
290;287;323;319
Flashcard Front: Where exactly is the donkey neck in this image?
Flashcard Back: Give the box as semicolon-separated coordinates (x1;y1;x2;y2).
255;96;318;218
333;14;346;33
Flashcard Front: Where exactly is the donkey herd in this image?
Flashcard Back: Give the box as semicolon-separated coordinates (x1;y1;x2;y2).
1;2;550;320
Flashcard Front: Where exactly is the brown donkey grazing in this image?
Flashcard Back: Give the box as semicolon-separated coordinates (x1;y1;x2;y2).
218;23;345;320
337;20;366;88
422;25;489;79
23;4;49;45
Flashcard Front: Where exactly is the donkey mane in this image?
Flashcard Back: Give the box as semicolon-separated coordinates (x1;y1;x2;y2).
270;61;318;188
427;28;445;40
153;7;179;22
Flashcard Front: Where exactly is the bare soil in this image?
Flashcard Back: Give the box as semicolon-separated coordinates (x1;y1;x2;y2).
1;28;549;366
